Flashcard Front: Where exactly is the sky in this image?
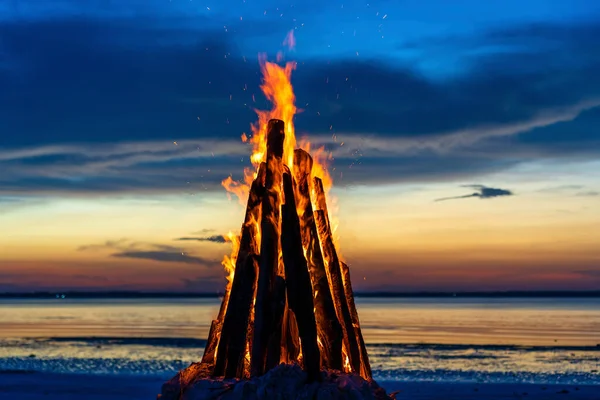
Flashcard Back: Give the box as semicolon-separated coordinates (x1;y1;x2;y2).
1;0;599;293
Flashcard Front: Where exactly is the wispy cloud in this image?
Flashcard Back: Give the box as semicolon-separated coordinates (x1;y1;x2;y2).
435;185;514;202
174;235;227;244
78;238;216;265
576;269;600;278
575;191;599;197
112;250;210;265
1;100;598;197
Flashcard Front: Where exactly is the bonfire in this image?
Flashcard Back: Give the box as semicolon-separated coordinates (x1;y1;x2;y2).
159;56;394;400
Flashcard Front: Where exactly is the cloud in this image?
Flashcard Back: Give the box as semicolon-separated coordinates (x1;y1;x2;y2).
72;275;109;282
575;191;599;197
0;16;599;195
191;229;216;234
112;251;211;265
175;235;227;244
435;185;514;202
537;185;585;193
576;270;600;279
78;239;216;266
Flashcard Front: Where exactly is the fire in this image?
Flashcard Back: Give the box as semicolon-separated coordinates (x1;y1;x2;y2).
344;354;351;373
221;231;240;292
250;57;297;170
221;54;338;277
194;33;373;386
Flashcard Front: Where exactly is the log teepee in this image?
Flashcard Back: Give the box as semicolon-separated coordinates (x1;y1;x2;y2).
200;119;371;383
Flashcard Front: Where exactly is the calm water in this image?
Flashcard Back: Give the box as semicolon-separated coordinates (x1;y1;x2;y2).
0;297;599;384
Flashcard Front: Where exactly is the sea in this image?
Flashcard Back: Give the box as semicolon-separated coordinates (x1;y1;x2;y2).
0;297;599;386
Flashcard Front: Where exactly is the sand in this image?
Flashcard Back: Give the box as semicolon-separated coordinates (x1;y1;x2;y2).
0;371;598;400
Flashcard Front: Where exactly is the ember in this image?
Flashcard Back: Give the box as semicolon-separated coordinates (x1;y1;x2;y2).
160;57;392;400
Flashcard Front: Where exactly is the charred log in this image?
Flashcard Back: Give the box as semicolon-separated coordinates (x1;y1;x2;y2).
292;149;343;371
212;166;265;378
341;261;372;380
265;275;286;371
281;168;321;382
313;177;362;374
200;320;220;366
281;304;301;364
251;119;285;377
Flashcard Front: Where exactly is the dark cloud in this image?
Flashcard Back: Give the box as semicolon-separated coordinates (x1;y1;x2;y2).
112;250;211;265
78;239;216;265
576;270;600;278
435;185;513;202
175;235;227;244
0;16;599;195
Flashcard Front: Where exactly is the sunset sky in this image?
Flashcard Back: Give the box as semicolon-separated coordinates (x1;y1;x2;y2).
1;0;599;293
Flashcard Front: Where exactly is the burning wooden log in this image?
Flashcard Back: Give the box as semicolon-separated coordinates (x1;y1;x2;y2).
251;119;285;377
200;320;220;366
281;167;321;382
313;177;362;374
212;165;265;378
265;275;286;371
341;261;372;380
281;304;301;364
293;149;343;371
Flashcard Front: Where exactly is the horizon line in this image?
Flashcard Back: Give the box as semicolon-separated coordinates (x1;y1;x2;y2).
1;290;599;298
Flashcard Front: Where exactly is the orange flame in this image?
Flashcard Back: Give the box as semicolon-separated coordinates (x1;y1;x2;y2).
220;47;339;287
224;58;335;204
221;231;240;291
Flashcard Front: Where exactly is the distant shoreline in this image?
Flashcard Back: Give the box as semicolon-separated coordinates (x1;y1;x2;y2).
1;290;599;299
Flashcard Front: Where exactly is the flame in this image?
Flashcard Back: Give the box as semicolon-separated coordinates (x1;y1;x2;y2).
222;175;253;206
219;45;340;328
252;56;297;169
343;354;351;373
222;53;336;205
221;231;240;291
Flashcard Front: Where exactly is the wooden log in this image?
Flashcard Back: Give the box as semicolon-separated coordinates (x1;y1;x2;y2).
251;119;285;377
313;177;362;374
265;275;286;371
222;254;259;378
341;261;372;379
293;149;343;371
281;305;301;364
236;315;254;379
212;165;265;378
281;168;321;382
200;319;220;365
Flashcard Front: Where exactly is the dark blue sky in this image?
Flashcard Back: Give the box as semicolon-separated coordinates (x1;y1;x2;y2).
1;0;600;195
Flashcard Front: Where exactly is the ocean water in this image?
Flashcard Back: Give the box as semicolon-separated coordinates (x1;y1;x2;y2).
0;297;599;385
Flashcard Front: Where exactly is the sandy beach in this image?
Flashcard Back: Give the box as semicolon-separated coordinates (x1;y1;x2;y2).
1;371;598;400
